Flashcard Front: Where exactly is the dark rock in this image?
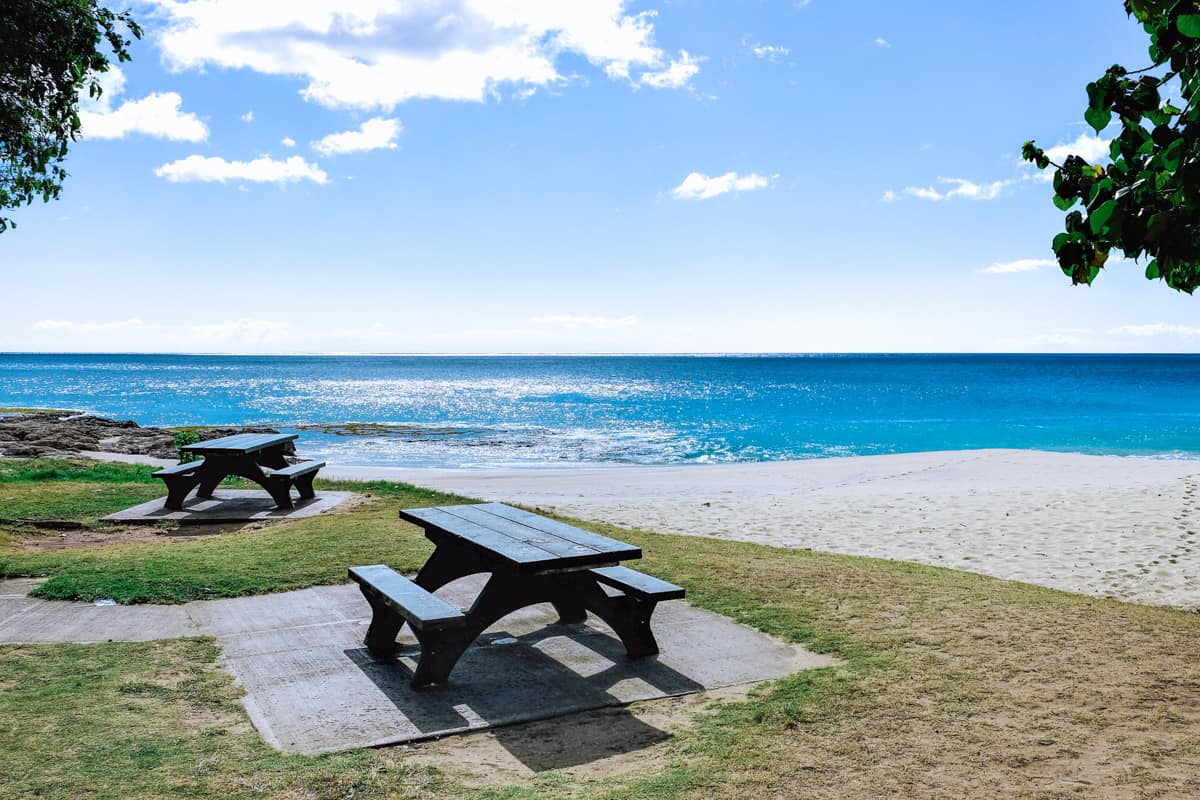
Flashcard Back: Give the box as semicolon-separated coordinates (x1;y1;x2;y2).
0;414;283;459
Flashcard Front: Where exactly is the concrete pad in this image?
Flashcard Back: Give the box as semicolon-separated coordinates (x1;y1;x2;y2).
102;490;353;524
212;579;836;754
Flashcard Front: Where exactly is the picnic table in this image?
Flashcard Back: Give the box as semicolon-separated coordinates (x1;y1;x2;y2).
350;502;685;688
153;432;325;511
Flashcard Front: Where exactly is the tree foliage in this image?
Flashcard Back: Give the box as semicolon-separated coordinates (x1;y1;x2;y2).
1023;1;1200;292
0;0;140;233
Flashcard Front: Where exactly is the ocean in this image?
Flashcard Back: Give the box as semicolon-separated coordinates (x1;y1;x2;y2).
1;353;1198;468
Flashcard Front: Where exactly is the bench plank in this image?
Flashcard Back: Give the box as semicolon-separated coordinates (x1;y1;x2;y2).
153;461;202;477
268;460;325;479
591;566;685;600
349;565;466;631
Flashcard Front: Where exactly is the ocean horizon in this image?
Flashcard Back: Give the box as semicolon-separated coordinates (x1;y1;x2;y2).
2;352;1199;468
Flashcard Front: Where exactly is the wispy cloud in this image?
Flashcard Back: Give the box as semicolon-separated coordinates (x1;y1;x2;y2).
154;155;328;185
874;37;891;48
33;318;146;333
641;51;703;90
1107;323;1200;337
749;43;790;61
312;117;402;156
984;258;1056;274
672;171;773;200
530;314;639;330
898;177;1011;202
280;137;296;148
240;110;254;122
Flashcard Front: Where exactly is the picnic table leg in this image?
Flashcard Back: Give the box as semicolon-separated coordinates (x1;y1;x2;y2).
163;474;202;510
565;574;661;658
414;546;488;593
357;585;403;658
194;459;228;499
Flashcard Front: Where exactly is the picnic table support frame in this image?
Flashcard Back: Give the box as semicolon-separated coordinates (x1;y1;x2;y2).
193;448;292;509
395;544;661;686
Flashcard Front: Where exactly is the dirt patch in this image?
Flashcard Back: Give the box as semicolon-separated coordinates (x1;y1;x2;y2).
11;524;240;550
399;685;752;787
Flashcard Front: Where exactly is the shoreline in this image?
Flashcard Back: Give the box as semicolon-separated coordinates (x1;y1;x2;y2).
81;447;1200;610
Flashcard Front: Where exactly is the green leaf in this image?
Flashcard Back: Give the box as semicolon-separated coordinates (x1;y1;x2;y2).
1145;259;1160;279
1053;194;1076;211
1162;137;1184;171
1089;199;1119;234
1085;105;1112;133
1177;14;1200;38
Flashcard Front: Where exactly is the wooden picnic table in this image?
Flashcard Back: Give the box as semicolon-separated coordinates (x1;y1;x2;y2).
351;502;684;687
154;432;324;511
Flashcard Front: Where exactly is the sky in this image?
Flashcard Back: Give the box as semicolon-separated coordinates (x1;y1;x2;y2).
3;0;1198;355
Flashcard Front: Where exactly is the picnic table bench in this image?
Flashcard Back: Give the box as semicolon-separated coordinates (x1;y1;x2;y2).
350;502;684;688
153;432;324;510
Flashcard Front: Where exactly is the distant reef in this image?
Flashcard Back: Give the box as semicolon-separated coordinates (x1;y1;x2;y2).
0;411;282;459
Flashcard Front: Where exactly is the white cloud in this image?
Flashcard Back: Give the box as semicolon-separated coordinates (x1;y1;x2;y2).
154;155;328;185
312;117;402;155
77;66;207;142
750;43;789;61
530;314;638;330
150;0;695;109
880;190;897;202
640;50;702;90
874;37;891;48
900;177;1011;201
241;110;254;122
672;171;773;200
281;136;296;148
984;258;1056;274
1107;323;1200;337
1028;132;1113;181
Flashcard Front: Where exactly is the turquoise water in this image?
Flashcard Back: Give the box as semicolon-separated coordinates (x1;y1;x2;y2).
1;353;1198;467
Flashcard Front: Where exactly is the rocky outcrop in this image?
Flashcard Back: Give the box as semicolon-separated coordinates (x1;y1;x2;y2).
0;413;284;459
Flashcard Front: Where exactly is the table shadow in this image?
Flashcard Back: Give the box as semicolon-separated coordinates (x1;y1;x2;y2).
343;621;704;765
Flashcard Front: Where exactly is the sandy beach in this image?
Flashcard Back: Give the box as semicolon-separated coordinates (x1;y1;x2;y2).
318;449;1200;610
87;447;1200;609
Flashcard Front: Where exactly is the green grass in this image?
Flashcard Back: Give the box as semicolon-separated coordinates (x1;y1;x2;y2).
2;458;1200;797
0;461;473;603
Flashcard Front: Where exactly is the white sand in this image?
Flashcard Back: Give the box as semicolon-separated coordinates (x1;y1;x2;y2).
322;450;1200;610
85;448;1200;609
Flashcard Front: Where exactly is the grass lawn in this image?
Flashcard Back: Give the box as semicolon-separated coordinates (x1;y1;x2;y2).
2;459;1199;798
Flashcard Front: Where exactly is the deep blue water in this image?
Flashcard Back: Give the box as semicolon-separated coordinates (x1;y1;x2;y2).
1;353;1198;467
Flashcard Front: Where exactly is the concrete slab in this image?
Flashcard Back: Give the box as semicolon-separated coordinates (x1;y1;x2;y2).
211;579;835;754
0;599;197;643
102;490;353;524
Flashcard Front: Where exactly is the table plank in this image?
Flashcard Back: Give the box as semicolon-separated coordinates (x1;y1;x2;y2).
472;503;642;559
401;505;636;571
403;507;561;567
438;505;602;561
183;432;297;455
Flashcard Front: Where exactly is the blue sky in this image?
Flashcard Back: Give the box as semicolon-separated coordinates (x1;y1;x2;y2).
3;0;1197;354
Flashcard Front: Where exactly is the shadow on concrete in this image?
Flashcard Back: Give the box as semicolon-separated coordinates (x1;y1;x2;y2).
103;490;353;524
344;619;702;760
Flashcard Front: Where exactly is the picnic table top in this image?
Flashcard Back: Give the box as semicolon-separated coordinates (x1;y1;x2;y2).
182;432;298;456
400;502;642;573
